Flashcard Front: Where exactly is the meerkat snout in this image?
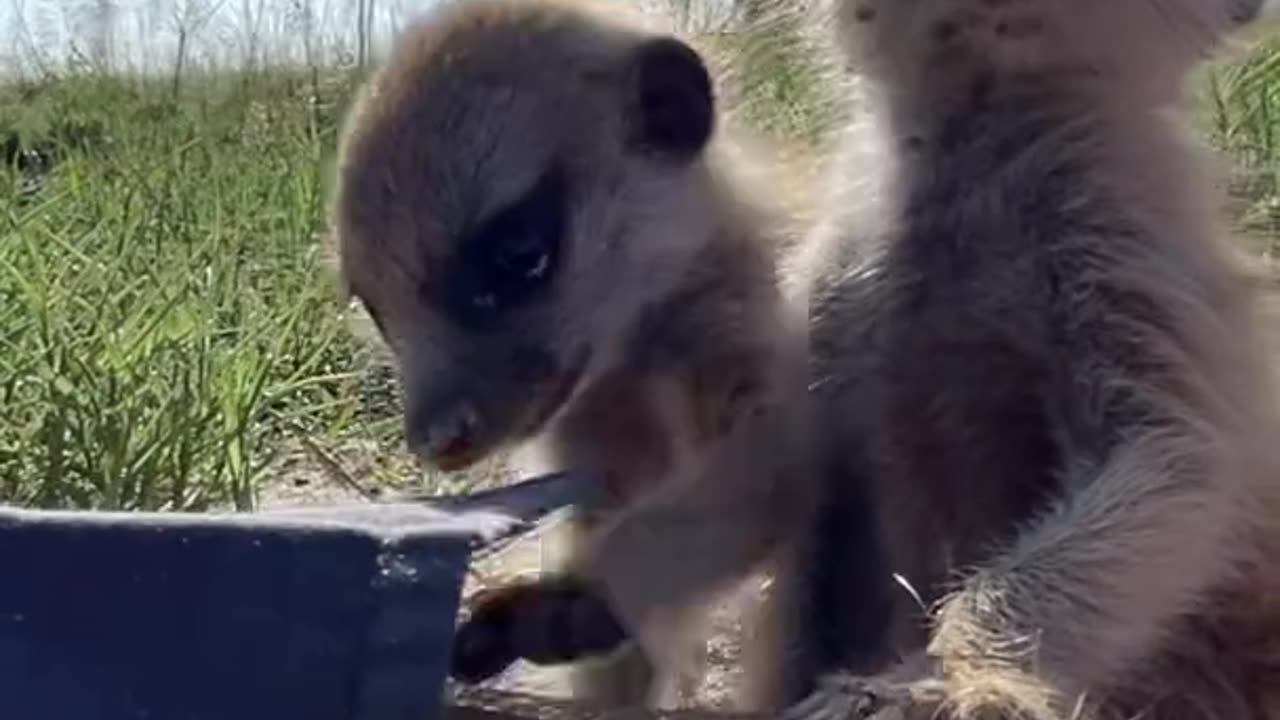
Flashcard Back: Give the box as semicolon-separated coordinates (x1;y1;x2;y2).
397;340;590;471
405;395;483;469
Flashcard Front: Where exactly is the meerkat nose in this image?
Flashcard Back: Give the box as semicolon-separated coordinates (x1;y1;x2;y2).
407;400;482;468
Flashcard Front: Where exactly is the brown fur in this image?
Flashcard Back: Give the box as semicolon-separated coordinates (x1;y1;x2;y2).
330;0;820;708
782;0;1280;718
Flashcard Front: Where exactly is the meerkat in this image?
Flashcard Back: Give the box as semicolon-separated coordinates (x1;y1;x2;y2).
773;0;1280;718
330;0;888;710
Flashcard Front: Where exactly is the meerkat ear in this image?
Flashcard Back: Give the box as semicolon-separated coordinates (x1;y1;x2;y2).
627;36;715;160
1230;0;1265;23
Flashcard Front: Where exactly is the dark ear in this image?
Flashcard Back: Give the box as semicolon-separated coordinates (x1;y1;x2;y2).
1230;0;1264;24
627;36;715;160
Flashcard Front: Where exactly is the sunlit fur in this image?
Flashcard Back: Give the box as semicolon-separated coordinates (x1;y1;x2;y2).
784;0;1280;718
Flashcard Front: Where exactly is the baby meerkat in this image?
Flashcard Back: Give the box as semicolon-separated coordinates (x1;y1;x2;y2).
781;0;1280;718
330;0;875;709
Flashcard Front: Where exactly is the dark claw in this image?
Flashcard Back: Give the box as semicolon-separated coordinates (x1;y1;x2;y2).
450;588;524;683
451;622;519;683
445;599;514;676
448;577;631;684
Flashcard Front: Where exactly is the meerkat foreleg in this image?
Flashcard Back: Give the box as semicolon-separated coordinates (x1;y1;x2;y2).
787;285;1257;720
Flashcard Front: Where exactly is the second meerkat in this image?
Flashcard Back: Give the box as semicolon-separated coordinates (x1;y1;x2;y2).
782;0;1280;718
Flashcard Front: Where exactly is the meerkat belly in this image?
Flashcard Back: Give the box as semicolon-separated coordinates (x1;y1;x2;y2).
870;284;1062;595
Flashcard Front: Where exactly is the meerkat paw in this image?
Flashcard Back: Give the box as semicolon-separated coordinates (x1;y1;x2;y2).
450;583;536;683
781;673;949;720
450;576;629;683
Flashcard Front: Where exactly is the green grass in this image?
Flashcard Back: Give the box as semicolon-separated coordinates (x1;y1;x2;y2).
1200;29;1280;259
2;20;1279;513
0;71;392;511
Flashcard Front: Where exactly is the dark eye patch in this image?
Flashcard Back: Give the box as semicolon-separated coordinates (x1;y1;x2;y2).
439;164;569;330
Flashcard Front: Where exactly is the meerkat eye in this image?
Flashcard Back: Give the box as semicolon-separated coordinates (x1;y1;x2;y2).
478;166;566;301
494;223;554;282
446;165;568;328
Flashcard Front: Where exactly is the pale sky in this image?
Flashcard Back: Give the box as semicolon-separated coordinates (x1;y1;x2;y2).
0;0;721;77
13;0;1278;79
0;0;444;76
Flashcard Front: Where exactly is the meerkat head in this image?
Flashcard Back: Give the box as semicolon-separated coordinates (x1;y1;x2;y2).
833;0;1265;106
332;0;722;471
